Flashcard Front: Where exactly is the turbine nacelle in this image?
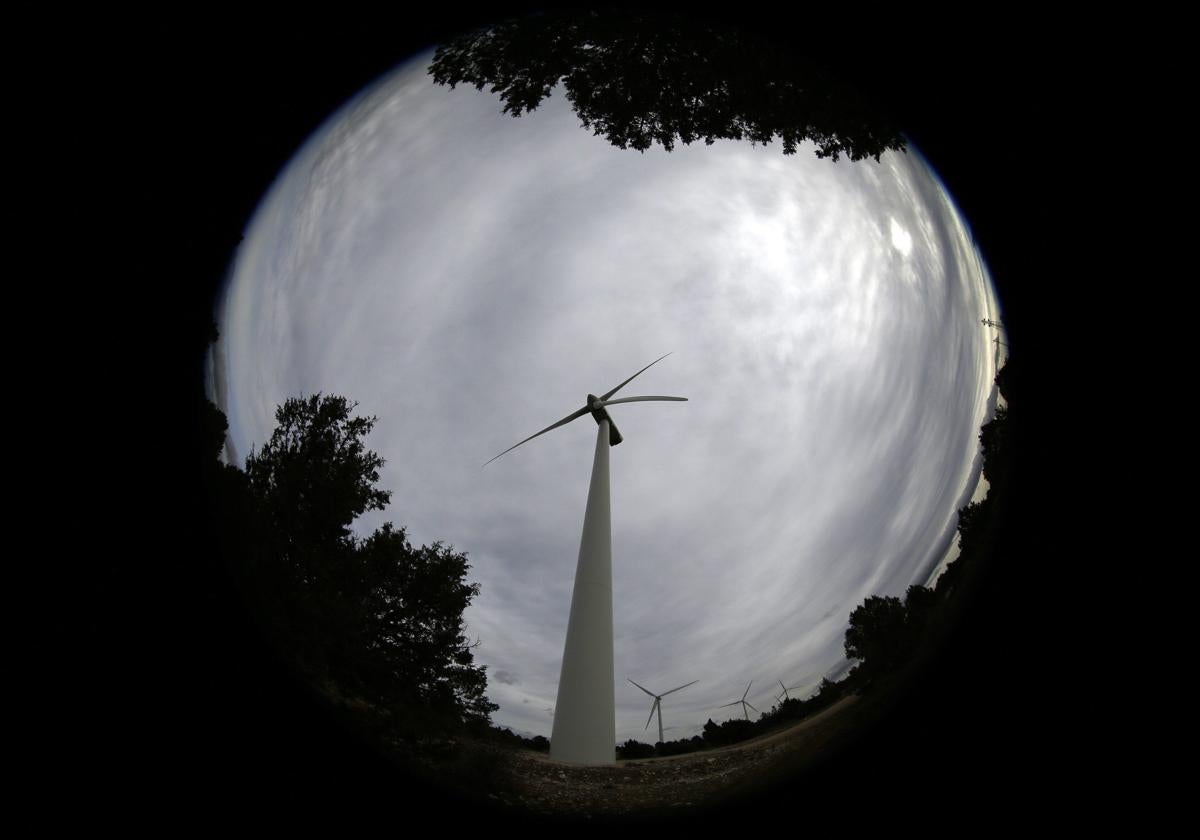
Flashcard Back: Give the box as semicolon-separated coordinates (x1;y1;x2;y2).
484;354;687;466
587;393;623;446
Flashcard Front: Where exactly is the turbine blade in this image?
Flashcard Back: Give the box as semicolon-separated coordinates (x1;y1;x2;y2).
660;680;698;697
608;418;623;447
779;680;787;692
597;395;688;408
483;405;590;466
743;680;753;700
645;699;659;731
600;353;672;401
717;701;741;708
745;701;759;713
628;678;656;698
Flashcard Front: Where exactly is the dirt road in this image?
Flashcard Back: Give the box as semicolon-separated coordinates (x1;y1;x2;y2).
468;694;862;819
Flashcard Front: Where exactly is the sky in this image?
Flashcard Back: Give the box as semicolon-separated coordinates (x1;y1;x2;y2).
210;51;1005;743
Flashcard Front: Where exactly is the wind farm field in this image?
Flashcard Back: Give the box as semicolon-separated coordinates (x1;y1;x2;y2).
451;694;864;819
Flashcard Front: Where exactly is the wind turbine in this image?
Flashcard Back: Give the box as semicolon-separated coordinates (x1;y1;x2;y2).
628;678;698;745
718;680;760;721
486;353;687;764
776;680;805;703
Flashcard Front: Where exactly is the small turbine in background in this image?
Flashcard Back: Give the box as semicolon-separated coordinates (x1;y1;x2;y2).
718;680;760;721
628;678;698;745
776;679;805;703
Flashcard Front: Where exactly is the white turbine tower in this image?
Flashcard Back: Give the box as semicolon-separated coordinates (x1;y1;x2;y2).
718;680;760;721
628;678;698;745
485;353;687;765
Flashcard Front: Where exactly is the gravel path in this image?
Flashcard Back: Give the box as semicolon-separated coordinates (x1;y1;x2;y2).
474;694;861;818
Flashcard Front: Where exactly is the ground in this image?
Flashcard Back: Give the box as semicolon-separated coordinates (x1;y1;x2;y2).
412;694;864;820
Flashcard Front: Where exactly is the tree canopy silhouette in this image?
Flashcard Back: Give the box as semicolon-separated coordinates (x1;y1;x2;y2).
238;393;496;729
247;394;389;591
840;360;1015;684
429;9;905;162
358;522;496;722
844;595;908;673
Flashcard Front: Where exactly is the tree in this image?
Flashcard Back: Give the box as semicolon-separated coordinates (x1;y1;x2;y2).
904;584;937;627
429;9;905;162
617;739;656;760
358;523;497;724
240;393;496;728
844;595;908;673
980;404;1009;487
246;394;389;591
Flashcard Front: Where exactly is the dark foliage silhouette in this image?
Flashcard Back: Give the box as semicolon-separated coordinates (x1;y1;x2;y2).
357;522;496;723
214;392;496;738
246;395;390;582
839;361;1014;686
617;739;656;760
703;716;757;746
429;9;905;162
980;404;1009;487
615;733;709;759
844;595;908;673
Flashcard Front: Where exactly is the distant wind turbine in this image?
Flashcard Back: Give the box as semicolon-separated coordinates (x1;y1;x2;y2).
485;353;687;765
718;680;760;721
629;678;698;745
776;680;805;703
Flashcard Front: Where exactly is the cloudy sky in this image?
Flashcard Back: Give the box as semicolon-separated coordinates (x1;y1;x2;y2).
210;51;1005;742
